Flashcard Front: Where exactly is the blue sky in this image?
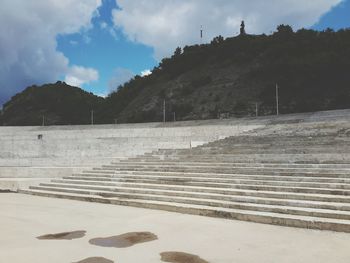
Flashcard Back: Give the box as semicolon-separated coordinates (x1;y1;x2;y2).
56;0;157;96
313;0;350;30
0;0;350;105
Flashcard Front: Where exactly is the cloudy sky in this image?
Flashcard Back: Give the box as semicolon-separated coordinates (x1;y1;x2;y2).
0;0;349;105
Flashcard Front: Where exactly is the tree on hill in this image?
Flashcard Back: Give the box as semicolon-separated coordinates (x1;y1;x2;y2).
211;35;224;45
173;47;182;57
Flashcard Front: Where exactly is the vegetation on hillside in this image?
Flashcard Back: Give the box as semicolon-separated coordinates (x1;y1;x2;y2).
97;25;350;123
0;82;103;126
1;25;350;125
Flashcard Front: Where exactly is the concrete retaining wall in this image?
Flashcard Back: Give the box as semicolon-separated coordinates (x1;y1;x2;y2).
0;119;263;185
2;108;350;191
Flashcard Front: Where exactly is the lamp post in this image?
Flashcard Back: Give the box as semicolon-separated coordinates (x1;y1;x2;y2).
276;84;279;116
163;100;166;123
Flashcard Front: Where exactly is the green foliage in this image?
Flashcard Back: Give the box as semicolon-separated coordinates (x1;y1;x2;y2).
173;47;182;57
172;102;194;118
179;76;212;96
1;82;103;126
211;35;224;45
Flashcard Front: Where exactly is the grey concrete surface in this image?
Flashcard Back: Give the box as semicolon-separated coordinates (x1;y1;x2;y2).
0;193;350;263
0;118;262;182
1;109;350;184
19;108;350;231
0;178;53;192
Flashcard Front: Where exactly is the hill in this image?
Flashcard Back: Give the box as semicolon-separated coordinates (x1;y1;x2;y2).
1;25;350;125
98;25;350;123
0;82;103;126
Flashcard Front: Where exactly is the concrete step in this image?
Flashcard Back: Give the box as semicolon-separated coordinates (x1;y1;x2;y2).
38;182;350;212
60;176;350;196
26;185;350;220
194;144;349;149
119;169;350;179
83;170;115;175
85;169;350;179
20;188;350;232
95;166;350;177
115;161;350;169
126;154;350;164
111;161;350;170
190;148;350;154
67;174;350;190
208;140;350;146
50;179;350;203
159;142;349;149
101;164;350;174
78;171;350;183
155;149;350;155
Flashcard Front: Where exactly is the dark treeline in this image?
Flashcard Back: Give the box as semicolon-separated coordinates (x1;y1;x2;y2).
2;25;350;125
0;82;103;126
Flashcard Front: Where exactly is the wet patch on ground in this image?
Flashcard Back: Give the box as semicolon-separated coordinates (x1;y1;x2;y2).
89;232;158;248
37;230;86;240
160;252;209;263
72;257;114;263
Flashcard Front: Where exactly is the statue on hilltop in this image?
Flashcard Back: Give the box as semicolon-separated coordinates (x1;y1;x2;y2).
240;20;246;35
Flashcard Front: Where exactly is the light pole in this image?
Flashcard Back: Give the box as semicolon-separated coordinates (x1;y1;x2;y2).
163;100;166;123
91;110;94;125
276;83;279;116
200;25;203;44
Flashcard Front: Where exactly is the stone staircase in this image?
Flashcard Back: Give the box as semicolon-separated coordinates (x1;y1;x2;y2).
20;118;350;232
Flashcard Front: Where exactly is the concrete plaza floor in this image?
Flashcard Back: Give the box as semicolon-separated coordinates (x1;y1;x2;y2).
0;193;350;263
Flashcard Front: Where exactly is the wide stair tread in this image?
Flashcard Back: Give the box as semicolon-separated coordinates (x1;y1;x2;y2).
114;161;350;169
37;181;350;211
61;175;350;195
46;178;350;202
67;174;350;191
79;171;350;183
20;188;350;233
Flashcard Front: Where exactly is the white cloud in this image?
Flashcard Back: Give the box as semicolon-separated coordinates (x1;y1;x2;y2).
0;0;102;104
108;68;135;92
141;69;152;77
99;20;119;40
100;21;108;29
113;0;342;59
95;92;108;98
65;65;99;87
109;27;119;40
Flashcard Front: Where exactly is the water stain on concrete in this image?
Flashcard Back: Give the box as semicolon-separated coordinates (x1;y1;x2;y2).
37;230;86;240
73;257;114;263
160;252;209;263
89;232;158;248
